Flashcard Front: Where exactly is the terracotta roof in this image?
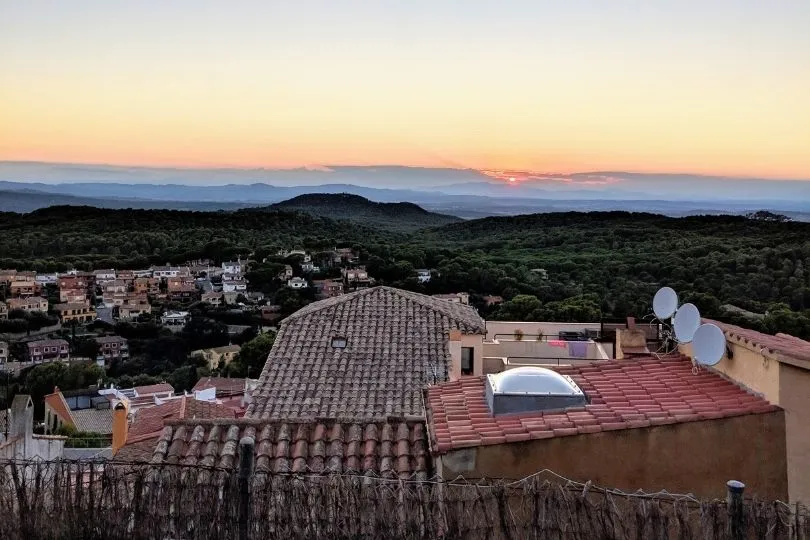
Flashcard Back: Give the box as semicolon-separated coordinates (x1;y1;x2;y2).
95;335;127;344
134;383;175;396
425;355;779;454
27;339;68;349
127;397;238;442
705;319;810;365
193;377;247;397
44;391;75;428
119;397;238;460
146;418;429;479
248;286;486;422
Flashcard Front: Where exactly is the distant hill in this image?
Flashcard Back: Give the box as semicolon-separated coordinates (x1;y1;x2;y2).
0;189;257;213
268;193;462;231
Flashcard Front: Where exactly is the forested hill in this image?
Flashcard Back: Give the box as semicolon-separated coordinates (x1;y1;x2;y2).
0;189;255;212
268;193;462;231
414;211;810;336
1;205;808;338
0;205;397;270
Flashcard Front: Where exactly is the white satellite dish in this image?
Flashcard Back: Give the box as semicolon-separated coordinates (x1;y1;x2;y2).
653;287;678;320
673;303;701;343
692;323;726;366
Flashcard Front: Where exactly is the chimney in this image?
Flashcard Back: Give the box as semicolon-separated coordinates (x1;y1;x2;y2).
10;395;34;440
111;401;129;455
448;330;462;381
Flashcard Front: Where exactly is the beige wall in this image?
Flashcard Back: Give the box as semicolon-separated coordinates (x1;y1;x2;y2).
778;363;810;504
680;341;780;403
449;332;484;380
681;338;810;503
462;334;484;377
485;321;600;341
484;339;607;362
438;412;787;500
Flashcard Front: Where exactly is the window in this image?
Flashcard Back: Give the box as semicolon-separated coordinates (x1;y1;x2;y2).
331;337;347;349
461;347;474;375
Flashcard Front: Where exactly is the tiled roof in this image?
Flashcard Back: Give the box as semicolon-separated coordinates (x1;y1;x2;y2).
27;339;68;349
247;286;486;421
212;344;241;354
119;397;238;460
127;397;237;442
193;377;247;396
147;418;429;479
44;391;74;427
72;408;113;434
134;383;175;396
425;355;780;454
705;319;810;365
96;335;127;344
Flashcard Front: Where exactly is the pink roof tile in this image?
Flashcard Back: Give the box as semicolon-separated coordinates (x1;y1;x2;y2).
134;383;175;396
425;355;780;454
705;319;810;364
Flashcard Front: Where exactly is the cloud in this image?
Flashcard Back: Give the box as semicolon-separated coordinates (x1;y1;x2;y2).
479;170;625;186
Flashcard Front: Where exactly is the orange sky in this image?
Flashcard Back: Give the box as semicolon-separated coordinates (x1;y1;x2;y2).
2;2;809;179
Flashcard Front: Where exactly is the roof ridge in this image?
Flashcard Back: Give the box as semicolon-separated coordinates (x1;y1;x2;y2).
283;285;485;332
178;395;187;419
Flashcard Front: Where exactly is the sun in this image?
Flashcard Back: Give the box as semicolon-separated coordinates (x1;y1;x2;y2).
508;177;516;183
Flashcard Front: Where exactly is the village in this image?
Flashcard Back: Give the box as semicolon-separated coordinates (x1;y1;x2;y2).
0;246;439;366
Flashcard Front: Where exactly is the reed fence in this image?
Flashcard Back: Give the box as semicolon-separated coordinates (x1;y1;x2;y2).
0;457;807;540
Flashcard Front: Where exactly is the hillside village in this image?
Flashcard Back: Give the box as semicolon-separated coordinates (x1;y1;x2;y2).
0;246;432;365
0;280;808;506
0;202;809;537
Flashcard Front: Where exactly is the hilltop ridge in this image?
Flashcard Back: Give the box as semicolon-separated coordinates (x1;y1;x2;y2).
268;193;462;231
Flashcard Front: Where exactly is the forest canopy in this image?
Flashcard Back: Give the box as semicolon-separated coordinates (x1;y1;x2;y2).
1;205;808;338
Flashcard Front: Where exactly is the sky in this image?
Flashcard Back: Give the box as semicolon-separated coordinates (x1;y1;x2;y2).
1;1;809;180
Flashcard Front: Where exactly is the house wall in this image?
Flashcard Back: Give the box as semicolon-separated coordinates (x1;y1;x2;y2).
680;338;810;503
437;412;787;500
680;341;780;403
462;334;484;377
778;363;810;503
449;333;485;380
484;321;600;341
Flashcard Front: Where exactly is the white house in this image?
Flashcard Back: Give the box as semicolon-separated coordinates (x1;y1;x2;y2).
222;259;244;275
93;269;117;283
287;277;308;289
160;310;190;330
151;265;189;278
301;262;321;273
416;269;432;283
35;273;58;285
222;280;248;293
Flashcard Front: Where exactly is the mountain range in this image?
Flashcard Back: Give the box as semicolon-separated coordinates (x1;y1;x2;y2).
1;161;809;220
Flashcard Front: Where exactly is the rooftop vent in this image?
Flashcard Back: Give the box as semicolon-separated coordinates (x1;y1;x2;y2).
331;336;347;349
485;366;587;415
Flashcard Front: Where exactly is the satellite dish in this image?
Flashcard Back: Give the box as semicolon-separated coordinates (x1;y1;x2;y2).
653;287;678;320
692;323;726;366
673;303;701;343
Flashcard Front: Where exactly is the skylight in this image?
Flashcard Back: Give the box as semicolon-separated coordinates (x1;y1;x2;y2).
488;366;583;396
485;366;587;415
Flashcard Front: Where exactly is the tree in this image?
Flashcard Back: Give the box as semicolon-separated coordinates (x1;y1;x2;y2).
228;331;275;378
25;363;68;401
73;336;101;360
493;295;543;321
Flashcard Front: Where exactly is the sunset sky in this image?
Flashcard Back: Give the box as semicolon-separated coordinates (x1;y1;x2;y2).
1;1;809;179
